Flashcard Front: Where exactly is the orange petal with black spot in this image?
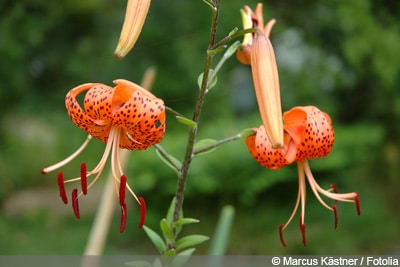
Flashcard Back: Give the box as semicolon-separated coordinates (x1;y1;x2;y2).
246;125;295;170
283;106;334;161
112;79;166;150
65;83;111;142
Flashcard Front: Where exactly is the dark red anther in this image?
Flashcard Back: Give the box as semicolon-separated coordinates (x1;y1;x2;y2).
330;184;338;206
333;204;338;229
57;172;68;204
119;175;127;206
138;197;146;228
279;224;287;247
330;184;338;193
72;188;80;219
80;163;87;195
120;203;127;233
354;194;361;215
300;216;306;246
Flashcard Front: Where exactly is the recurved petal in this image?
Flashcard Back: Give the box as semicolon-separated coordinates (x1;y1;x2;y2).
65;83;112;142
83;84;114;122
283;106;334;160
112;83;166;150
246;125;294;170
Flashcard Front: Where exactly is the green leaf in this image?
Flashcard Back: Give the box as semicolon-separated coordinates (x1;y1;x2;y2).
224;41;241;58
193;138;218;156
176;248;196;256
202;0;215;10
197;70;218;91
173;218;200;229
155;149;182;173
142;225;166;254
171;248;196;267
208;205;235;255
175;116;197;129
160;219;175;243
228;28;238;37
175;235;210;251
166;197;177;225
162;249;176;256
161;249;176;267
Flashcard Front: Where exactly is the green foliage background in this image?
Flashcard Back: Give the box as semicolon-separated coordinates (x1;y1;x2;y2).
0;0;399;254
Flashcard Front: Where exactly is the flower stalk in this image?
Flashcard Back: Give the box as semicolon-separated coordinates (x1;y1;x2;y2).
171;0;221;236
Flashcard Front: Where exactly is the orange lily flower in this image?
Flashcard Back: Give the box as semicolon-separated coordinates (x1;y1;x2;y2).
42;79;166;232
246;106;361;246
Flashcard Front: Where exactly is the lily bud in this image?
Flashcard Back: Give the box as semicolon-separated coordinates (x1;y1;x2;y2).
114;0;151;59
250;33;284;148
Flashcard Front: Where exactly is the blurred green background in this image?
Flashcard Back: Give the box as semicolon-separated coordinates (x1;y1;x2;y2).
1;0;399;255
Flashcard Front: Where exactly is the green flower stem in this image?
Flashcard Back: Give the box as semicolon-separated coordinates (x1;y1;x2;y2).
206;41;240;91
165;106;185;118
213;28;257;50
193;133;242;155
171;0;221;237
154;144;181;172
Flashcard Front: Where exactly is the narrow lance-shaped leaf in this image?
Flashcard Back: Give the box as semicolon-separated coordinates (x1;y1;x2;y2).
171;248;196;267
142;225;166;254
193;138;218;156
175;235;210;251
173;218;200;229
197;69;218;91
175;116;197;129
155;148;182;173
160;219;175;243
224;41;241;58
166;197;177;225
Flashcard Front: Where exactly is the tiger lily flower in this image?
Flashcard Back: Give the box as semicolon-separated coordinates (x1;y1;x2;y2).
246;106;361;246
114;0;151;59
42;79;166;232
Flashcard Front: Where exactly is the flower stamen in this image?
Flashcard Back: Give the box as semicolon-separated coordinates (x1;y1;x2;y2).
138;197;146;228
80;163;88;195
300;217;306;246
120;203;127;233
119;175;127;206
72;188;80;219
57;172;68;204
333;204;338;229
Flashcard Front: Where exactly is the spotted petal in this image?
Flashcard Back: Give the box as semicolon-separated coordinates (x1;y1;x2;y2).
112;79;166;150
65;83;112;142
246;125;296;170
283;106;334;161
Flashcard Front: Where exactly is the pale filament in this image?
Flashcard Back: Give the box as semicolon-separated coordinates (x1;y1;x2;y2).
281;159;357;231
42;135;92;174
281;162;306;230
303;160;357;205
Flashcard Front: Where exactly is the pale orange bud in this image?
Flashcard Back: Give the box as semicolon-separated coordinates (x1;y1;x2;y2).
114;0;151;59
250;33;283;148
